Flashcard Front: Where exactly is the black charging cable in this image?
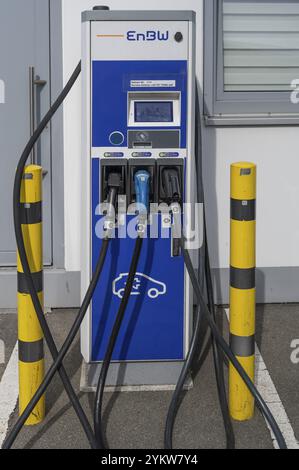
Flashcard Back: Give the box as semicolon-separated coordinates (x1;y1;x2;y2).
94;236;144;449
3;55;286;451
3;171;122;449
180;239;287;449
164;88;286;450
6;61;99;449
203;216;235;449
194;85;235;450
162;167;206;449
164;205;235;448
3;62;118;450
3;239;109;449
164;303;202;449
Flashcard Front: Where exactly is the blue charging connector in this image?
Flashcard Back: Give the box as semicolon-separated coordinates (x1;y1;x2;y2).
134;170;150;215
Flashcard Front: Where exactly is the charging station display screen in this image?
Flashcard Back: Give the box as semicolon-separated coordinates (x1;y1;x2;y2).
134;101;173;123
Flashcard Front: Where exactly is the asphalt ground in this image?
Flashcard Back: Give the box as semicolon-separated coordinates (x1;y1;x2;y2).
0;304;298;449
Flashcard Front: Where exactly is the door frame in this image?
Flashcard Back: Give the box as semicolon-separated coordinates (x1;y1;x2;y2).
0;0;80;309
50;0;65;269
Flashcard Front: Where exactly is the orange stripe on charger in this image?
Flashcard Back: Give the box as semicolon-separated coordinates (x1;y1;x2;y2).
96;34;125;38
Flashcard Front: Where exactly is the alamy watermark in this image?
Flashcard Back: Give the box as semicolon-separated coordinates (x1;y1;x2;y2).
290;339;299;364
94;200;204;250
290;79;299;104
0;79;5;104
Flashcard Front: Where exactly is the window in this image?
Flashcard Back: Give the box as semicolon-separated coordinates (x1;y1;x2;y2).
204;0;299;125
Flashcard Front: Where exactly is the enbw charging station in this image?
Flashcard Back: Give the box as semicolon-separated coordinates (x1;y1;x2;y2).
80;9;196;389
3;6;288;451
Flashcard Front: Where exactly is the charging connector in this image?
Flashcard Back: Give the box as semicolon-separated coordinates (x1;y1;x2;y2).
134;170;150;237
104;172;122;237
162;168;182;205
107;172;121;208
134;170;150;213
162;168;182;257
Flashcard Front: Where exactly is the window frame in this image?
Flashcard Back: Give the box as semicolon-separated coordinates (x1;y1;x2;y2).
204;0;299;125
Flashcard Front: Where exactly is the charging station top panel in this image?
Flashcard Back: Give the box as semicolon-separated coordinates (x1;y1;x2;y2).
82;10;196;23
89;19;192;153
90;21;189;61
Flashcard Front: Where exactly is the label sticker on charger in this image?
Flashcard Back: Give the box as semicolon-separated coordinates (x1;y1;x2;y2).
130;80;176;88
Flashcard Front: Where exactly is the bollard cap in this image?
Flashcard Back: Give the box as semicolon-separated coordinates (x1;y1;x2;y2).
20;165;43;204
231;162;256;201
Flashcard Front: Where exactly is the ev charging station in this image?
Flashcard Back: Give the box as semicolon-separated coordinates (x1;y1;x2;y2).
3;5;288;452
80;9;197;389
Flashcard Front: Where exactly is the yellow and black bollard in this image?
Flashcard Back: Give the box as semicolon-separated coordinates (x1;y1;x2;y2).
17;165;45;425
229;162;256;421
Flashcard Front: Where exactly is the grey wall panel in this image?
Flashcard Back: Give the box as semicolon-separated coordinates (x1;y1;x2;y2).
0;270;80;309
212;267;299;305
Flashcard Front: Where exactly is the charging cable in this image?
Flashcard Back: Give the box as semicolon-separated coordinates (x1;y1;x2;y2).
3;63;124;449
3;168;122;449
93;171;150;449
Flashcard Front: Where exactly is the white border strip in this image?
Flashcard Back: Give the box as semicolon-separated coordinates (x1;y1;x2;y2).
0;343;19;447
225;309;299;449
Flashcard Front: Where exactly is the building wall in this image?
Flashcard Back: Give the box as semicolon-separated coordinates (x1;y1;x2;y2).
61;0;299;280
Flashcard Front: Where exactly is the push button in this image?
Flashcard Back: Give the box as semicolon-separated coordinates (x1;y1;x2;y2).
159;152;180;158
109;131;125;146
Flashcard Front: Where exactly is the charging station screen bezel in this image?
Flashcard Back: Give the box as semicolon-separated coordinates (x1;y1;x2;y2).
128;92;181;128
134;101;174;123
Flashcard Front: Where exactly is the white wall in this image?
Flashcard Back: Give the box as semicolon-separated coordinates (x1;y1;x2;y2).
62;0;299;272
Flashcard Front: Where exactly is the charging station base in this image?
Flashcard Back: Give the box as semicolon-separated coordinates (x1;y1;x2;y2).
80;360;193;393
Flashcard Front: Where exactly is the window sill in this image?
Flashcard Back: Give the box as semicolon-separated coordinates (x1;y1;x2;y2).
204;114;299;127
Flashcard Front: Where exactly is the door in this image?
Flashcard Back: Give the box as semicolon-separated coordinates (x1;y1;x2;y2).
0;0;52;266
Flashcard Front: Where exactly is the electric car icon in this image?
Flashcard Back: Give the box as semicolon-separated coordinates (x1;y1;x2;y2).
112;273;167;300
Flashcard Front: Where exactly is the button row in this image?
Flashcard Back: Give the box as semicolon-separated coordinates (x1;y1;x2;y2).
104;152;180;158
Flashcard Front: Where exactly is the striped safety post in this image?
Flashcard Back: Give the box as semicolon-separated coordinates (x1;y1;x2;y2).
17;165;45;425
229;162;256;421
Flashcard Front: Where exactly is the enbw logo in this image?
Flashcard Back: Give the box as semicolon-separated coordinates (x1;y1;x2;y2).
127;30;169;42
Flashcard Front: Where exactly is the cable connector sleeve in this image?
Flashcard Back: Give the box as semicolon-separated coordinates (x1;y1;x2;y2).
108;172;121;189
162;168;182;204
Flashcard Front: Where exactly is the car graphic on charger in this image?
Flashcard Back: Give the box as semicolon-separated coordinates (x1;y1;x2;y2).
112;273;167;300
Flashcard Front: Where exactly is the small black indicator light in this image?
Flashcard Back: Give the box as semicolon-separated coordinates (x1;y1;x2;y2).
174;32;183;43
